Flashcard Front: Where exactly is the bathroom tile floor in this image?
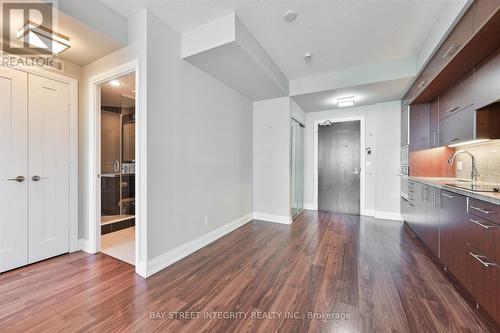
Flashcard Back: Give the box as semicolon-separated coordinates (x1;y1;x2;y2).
101;226;135;265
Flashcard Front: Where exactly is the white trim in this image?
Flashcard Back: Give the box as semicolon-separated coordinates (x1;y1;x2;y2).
87;60;147;277
252;212;292;225
363;209;375;217
79;239;92;253
313;116;366;215
7;65;79;255
303;203;316;211
374;211;403;222
144;213;253;278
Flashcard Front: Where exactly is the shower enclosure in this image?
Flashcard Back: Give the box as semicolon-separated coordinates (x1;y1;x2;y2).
290;117;305;219
101;95;136;234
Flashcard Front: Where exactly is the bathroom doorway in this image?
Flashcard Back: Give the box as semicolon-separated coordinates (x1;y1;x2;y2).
99;72;136;265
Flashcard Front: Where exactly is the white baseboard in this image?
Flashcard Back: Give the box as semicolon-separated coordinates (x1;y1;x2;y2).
363;209;375;217
78;239;93;253
144;213;253;278
303;203;317;211
375;211;403;222
252;212;292;225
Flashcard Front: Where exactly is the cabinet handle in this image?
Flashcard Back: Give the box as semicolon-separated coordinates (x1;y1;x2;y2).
447;138;460;142
443;45;460;58
446;106;460;114
7;176;25;182
441;192;456;199
417;80;426;89
470;206;496;215
469;218;497;229
469;252;498;267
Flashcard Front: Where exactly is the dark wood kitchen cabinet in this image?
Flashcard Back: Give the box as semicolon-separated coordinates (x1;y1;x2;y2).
439;71;474;121
467;246;500;326
474;0;500;32
429;99;440;148
401;106;409;147
439;105;475;146
409;104;430;151
475;48;500;109
439;191;471;287
424;186;440;258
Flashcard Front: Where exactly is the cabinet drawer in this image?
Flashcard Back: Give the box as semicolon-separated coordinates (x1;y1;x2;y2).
439;105;475;146
467;214;500;264
469;198;500;224
467;245;500;325
439;71;474;120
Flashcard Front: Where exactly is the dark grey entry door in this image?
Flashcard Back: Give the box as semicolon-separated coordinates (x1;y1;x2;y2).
318;120;361;214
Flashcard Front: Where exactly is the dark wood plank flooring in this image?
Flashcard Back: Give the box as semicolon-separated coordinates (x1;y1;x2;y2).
0;211;496;332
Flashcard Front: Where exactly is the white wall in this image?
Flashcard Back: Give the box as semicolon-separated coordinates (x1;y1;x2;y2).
146;13;253;260
78;11;148;242
252;97;291;219
304;101;401;218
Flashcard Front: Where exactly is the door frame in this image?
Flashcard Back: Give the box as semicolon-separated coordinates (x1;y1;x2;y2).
313;116;366;215
88;59;147;276
7;65;79;254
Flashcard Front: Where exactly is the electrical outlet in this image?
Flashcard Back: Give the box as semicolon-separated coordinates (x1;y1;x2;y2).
457;161;463;171
204;216;210;226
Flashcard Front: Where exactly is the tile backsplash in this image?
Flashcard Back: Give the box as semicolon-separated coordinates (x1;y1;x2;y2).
455;140;500;183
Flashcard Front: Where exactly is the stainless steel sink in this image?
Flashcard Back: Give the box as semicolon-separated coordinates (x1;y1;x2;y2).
446;183;500;192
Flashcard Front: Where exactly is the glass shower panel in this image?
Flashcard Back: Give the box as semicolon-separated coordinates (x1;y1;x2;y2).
290;118;304;219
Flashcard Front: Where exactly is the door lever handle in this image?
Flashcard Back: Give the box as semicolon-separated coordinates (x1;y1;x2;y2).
7;176;25;182
32;175;50;182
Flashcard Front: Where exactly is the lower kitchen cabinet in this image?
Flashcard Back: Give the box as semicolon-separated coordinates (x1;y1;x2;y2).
439;191;472;288
424;186;440;258
404;182;500;326
467;244;500;325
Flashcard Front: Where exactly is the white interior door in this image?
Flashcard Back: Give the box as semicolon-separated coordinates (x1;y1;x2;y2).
28;74;70;263
0;68;28;273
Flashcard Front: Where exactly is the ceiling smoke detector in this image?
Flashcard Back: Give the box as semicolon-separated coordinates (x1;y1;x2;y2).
283;10;298;22
304;52;313;62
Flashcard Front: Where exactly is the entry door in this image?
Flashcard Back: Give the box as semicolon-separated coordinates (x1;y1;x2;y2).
318;120;360;214
28;75;70;263
0;68;28;272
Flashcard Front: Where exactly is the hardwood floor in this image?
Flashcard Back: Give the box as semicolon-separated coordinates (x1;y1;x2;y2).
0;211;496;332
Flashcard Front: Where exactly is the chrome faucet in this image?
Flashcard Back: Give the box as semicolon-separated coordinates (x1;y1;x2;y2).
448;150;479;183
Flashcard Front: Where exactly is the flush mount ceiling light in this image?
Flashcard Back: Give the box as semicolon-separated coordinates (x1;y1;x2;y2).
283;10;298;22
448;139;490;148
304;52;313;62
109;80;122;87
17;21;71;54
337;96;356;108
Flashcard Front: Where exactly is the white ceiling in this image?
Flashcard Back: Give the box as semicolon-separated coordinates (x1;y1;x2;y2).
100;0;449;79
56;10;125;66
292;77;412;112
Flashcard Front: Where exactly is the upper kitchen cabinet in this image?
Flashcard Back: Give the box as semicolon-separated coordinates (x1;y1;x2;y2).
401;106;409;147
475;48;500;109
409;104;430;152
439;71;474;121
474;0;500;32
429;99;440;148
407;3;500;105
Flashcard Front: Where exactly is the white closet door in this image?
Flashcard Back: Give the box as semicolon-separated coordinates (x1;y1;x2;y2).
0;68;28;273
28;74;70;263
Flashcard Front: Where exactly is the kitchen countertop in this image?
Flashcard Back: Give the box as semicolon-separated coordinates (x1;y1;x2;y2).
408;177;500;206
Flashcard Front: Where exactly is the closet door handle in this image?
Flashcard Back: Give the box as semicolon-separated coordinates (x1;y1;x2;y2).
7;176;25;182
32;175;50;182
